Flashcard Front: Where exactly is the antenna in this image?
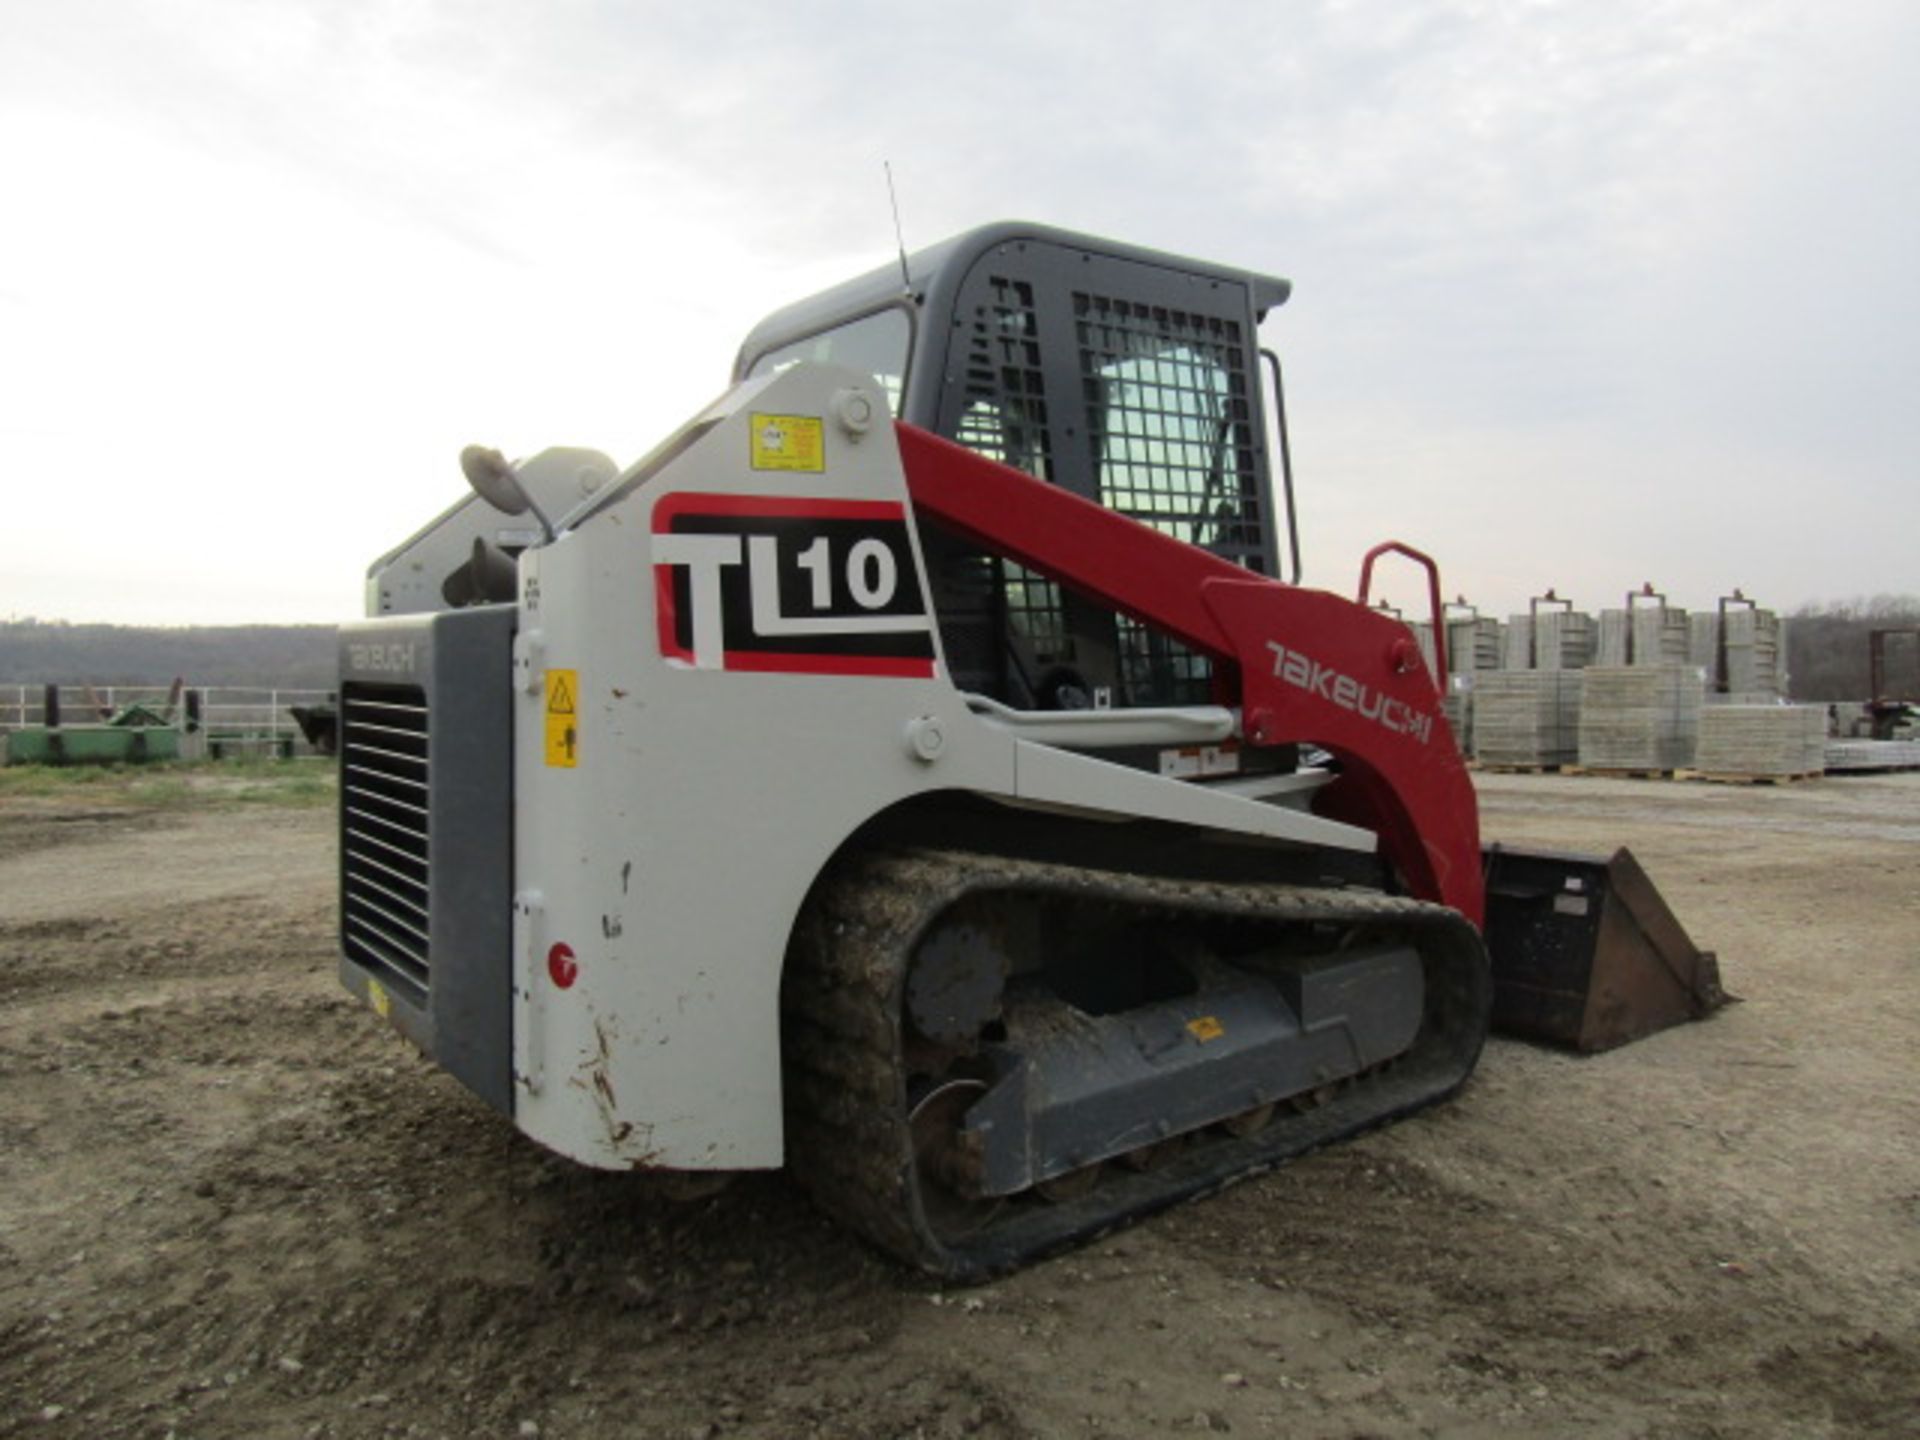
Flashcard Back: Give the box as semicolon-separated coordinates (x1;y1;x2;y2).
884;161;912;295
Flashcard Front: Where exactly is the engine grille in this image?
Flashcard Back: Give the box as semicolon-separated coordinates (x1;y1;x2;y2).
340;683;431;998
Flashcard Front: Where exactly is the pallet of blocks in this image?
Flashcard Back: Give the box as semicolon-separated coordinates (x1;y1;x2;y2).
1577;665;1703;773
1470;671;1582;768
1824;738;1920;772
1689;705;1826;780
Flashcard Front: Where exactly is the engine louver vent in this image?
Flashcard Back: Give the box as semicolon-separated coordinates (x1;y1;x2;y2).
340;684;431;997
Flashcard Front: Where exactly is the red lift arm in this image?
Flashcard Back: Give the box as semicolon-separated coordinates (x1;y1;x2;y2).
895;423;1485;928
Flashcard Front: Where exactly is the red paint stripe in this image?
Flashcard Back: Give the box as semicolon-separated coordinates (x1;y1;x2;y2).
721;650;935;679
652;492;905;530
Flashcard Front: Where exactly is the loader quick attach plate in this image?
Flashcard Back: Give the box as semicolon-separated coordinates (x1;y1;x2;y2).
1481;845;1731;1052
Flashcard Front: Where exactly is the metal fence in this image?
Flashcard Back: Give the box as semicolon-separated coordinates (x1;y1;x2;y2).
0;685;334;757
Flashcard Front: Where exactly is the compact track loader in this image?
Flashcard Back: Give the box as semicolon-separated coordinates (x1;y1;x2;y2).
336;223;1724;1278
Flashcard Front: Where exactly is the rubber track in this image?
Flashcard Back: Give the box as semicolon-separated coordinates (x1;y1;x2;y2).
782;848;1492;1282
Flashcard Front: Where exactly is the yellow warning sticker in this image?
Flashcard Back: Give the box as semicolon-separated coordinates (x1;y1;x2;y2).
545;668;578;768
1186;1015;1225;1043
367;977;391;1019
749;413;825;472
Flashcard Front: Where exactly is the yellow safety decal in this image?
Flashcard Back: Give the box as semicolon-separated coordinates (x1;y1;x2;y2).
1187;1015;1225;1043
544;668;578;768
367;977;391;1019
749;413;826;473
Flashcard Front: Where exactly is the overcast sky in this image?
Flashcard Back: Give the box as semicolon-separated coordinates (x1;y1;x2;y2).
2;0;1913;626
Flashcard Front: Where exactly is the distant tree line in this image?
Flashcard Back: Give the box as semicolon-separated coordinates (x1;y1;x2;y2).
1786;596;1920;702
4;603;1917;704
0;620;336;689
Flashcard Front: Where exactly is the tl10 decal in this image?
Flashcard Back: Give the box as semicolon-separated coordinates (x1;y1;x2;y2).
651;494;936;677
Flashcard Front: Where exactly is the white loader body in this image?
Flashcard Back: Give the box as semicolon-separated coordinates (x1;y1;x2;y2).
364;363;1371;1172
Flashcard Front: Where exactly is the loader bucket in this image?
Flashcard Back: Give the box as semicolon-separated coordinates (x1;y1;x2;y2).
1480;845;1730;1052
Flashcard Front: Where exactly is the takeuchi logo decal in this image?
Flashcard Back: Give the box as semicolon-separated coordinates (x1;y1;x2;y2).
1264;640;1433;745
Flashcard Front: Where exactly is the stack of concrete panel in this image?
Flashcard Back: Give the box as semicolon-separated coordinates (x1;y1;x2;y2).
1693;705;1826;777
1442;684;1471;756
1689;612;1718;672
1597;608;1691;667
1412;621;1497;754
1471;671;1583;766
1723;609;1786;696
1597;611;1628;667
1537;611;1595;670
1447;617;1505;673
1685;610;1789;697
1577;665;1704;771
1825;738;1920;771
1639;607;1690;666
1417;616;1506;690
1503;616;1533;671
1508;612;1595;670
1413;621;1437;680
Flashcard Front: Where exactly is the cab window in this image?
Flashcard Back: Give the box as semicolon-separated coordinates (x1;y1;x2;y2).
746;307;912;416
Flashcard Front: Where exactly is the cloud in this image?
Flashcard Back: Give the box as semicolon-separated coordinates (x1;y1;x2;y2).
0;0;1913;625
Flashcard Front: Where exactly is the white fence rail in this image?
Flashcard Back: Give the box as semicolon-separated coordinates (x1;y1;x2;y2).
1;685;334;757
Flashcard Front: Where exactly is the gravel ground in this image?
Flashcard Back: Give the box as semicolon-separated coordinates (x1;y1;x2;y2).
1;768;1916;1438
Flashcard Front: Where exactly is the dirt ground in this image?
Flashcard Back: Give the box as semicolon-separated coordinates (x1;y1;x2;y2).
2;768;1916;1439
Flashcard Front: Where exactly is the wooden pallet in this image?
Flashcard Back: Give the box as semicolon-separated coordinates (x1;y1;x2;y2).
1469;762;1566;775
1677;769;1821;786
1564;766;1676;781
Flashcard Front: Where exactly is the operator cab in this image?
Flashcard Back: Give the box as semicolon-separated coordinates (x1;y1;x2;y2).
735;222;1299;713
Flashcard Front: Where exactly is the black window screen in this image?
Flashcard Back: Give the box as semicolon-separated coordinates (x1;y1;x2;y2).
1076;294;1264;705
954;277;1072;675
955;277;1052;481
933;244;1273;708
1075;293;1265;564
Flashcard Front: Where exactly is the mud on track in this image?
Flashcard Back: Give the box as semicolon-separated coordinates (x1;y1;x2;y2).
2;771;1917;1438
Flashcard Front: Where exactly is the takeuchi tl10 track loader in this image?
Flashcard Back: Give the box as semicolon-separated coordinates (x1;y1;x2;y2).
336;223;1726;1278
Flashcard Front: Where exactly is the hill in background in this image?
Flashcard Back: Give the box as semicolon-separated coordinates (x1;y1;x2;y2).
3;601;1914;700
0;620;336;689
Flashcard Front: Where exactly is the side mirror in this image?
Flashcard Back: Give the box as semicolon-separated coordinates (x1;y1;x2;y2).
461;445;531;515
460;444;554;541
